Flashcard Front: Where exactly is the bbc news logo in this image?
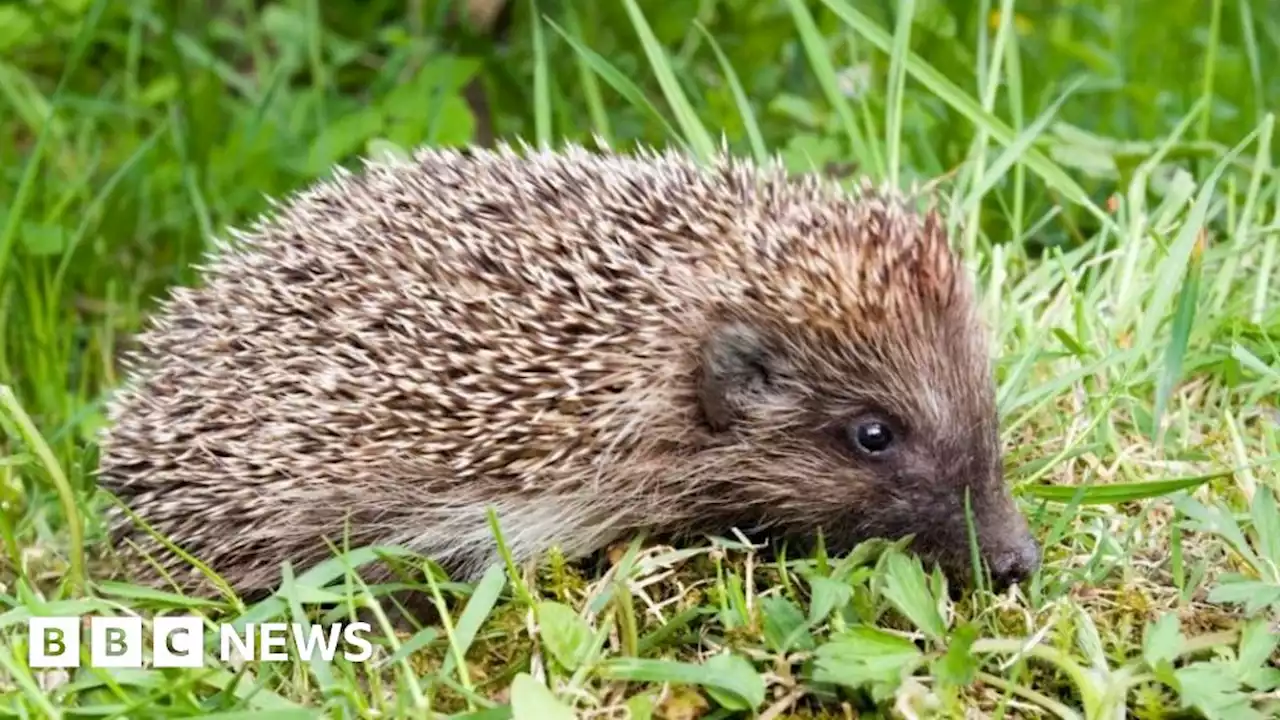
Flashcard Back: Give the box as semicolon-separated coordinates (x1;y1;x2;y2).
28;616;374;668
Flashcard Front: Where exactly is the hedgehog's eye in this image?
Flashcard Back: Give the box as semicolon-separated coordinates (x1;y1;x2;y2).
848;420;894;455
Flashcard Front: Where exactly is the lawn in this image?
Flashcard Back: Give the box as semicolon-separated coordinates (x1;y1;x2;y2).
2;0;1279;717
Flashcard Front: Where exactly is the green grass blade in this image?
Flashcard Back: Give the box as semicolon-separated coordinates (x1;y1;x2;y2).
438;563;508;680
816;0;1110;229
884;0;914;187
0;0;109;275
278;565;342;712
1151;232;1204;441
560;1;612;143
1198;0;1224;142
1237;0;1265;122
783;0;881;180
1022;473;1225;505
619;0;716;161
0;386;83;595
695;20;767;164
546;19;683;145
0;645;62;719
530;0;552;147
1137;127;1259;350
962;78;1083;216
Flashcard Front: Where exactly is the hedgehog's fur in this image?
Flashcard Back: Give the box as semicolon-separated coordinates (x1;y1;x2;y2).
97;142;1039;598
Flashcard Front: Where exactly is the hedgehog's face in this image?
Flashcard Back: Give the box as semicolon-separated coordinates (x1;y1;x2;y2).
696;314;1040;592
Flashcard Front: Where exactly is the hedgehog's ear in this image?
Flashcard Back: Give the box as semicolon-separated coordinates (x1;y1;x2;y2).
698;321;781;432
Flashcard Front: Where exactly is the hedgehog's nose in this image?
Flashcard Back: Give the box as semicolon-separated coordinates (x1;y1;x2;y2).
989;539;1040;590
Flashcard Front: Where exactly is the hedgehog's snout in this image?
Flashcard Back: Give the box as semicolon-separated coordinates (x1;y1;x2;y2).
988;535;1040;589
973;492;1040;590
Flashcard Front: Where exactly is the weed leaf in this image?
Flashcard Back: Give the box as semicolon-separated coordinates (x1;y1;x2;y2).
879;550;947;641
1248;487;1280;574
1143;614;1184;683
703;652;767;710
933;623;978;689
1234;619;1280;691
1205;576;1280;615
812;625;922;700
510;673;574;720
599;653;765;711
806;574;854;625
1174;663;1265;720
536;601;594;672
761;594;815;653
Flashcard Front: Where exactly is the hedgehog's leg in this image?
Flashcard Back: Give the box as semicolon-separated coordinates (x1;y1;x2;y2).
377;494;632;582
105;480;629;602
99;482;399;601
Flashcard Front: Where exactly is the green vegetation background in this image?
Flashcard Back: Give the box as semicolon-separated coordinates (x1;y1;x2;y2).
2;0;1278;718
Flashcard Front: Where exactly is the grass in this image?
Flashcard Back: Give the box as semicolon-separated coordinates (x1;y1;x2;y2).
2;0;1280;717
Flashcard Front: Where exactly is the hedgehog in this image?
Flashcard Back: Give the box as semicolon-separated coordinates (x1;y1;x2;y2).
95;142;1041;599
